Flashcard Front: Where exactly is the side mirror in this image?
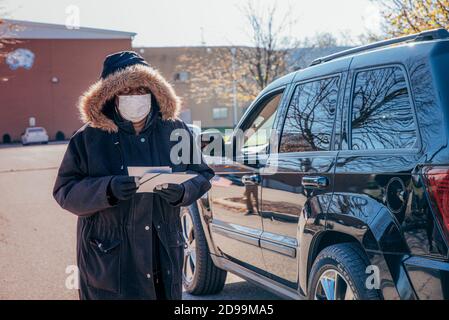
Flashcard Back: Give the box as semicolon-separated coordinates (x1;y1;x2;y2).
200;130;226;158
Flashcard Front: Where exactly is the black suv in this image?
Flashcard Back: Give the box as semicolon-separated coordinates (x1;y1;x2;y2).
181;29;449;300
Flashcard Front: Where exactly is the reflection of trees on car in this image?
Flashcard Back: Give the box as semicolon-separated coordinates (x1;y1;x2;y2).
351;67;416;151
280;77;339;153
279;67;418;154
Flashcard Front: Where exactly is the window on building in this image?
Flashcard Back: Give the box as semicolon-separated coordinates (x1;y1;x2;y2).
351;66;417;150
280;77;340;153
212;107;229;120
174;71;189;82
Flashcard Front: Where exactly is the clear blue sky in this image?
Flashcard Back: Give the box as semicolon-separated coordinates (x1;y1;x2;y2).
2;0;382;47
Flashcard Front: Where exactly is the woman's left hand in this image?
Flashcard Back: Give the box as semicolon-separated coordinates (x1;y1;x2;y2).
153;183;185;205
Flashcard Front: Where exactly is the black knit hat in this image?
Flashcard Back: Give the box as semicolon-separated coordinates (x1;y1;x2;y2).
100;51;149;79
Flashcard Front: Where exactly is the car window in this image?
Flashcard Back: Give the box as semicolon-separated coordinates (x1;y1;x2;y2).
350;66;417;150
242;92;282;154
28;128;44;133
279;77;339;153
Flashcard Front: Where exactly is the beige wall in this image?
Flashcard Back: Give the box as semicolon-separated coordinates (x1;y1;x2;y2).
136;47;247;130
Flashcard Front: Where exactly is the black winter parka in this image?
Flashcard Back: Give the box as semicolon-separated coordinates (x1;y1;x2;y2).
53;64;213;300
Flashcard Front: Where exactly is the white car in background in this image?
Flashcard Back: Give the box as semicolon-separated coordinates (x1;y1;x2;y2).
21;127;49;146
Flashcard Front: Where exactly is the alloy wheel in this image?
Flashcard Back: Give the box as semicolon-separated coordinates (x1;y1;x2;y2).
314;269;355;300
181;208;197;285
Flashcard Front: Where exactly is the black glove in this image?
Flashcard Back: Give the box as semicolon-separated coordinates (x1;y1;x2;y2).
108;176;139;202
153;183;185;205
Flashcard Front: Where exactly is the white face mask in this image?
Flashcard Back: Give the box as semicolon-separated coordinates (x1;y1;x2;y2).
117;94;152;123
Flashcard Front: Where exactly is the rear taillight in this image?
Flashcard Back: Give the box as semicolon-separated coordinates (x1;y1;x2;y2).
424;167;449;238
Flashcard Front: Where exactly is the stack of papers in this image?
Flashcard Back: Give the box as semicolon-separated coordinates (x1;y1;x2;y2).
128;166;197;193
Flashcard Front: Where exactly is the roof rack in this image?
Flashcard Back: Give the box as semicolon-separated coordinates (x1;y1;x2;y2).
310;28;449;66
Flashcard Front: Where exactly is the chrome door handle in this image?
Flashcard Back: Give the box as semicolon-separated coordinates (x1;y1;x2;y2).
242;174;261;185
302;176;329;189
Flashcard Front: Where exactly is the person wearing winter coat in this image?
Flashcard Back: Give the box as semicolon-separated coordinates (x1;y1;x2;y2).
53;51;214;300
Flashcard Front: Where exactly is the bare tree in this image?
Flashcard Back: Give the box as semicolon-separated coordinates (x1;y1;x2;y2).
177;1;300;108
301;32;339;48
238;1;298;92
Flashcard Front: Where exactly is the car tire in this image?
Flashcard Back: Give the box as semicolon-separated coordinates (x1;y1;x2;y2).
308;243;381;300
181;202;227;295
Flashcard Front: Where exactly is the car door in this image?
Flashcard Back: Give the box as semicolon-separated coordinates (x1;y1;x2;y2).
330;61;437;273
260;74;345;288
208;88;286;272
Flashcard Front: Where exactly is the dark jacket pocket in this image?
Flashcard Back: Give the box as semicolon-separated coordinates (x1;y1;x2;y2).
86;238;121;294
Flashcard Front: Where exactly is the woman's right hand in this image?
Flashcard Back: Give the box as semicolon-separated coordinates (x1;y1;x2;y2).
109;176;139;201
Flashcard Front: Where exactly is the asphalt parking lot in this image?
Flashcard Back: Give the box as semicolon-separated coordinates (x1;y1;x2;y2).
0;143;279;300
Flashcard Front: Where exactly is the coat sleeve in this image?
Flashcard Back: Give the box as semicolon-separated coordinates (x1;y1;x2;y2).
53;133;115;217
175;122;214;207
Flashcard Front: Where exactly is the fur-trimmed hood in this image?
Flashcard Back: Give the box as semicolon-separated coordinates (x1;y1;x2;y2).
78;64;181;133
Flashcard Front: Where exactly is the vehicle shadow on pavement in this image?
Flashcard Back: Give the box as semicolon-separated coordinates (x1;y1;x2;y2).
182;279;281;300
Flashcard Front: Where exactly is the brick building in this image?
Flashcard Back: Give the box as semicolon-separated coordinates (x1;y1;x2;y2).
0;19;135;142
